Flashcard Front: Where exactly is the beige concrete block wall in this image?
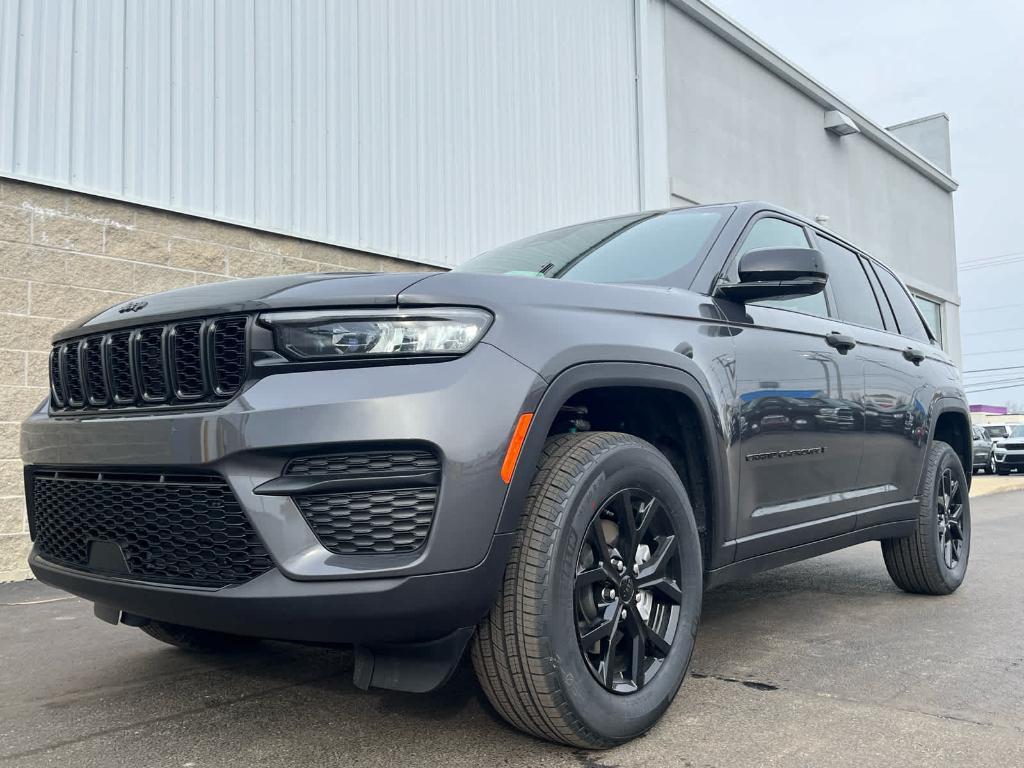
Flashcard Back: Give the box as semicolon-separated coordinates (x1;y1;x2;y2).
0;177;430;581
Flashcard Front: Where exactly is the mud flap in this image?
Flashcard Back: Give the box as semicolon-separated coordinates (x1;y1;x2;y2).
352;626;475;693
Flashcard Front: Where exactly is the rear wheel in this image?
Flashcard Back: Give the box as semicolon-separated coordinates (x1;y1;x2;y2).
881;440;970;595
471;432;703;748
140;621;257;652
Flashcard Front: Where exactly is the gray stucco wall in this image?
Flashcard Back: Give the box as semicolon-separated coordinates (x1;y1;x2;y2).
662;5;960;363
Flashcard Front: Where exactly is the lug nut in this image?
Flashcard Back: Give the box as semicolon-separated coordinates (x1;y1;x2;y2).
635;593;642;603
602;587;617;601
620;608;628;620
632;563;639;575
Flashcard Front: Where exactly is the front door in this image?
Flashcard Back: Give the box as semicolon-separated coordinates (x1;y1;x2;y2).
720;216;867;559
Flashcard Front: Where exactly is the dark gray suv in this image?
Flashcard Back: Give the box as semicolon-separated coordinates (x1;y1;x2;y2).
21;202;972;748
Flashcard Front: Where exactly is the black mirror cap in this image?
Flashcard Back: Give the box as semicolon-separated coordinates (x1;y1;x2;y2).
737;247;826;282
715;247;828;303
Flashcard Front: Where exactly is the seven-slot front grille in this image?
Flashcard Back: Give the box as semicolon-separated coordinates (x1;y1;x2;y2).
29;469;273;588
285;446;441;555
49;317;249;413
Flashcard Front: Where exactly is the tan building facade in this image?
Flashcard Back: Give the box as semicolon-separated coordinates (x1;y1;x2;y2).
0;178;426;581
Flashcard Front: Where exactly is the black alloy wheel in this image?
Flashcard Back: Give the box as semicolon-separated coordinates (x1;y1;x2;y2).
881;440;970;595
936;468;965;570
574;489;683;694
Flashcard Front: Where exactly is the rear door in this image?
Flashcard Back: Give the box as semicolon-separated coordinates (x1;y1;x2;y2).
725;215;867;559
856;259;947;514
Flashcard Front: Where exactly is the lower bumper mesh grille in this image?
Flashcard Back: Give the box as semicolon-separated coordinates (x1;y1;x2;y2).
285;446;440;555
29;470;272;588
296;487;437;554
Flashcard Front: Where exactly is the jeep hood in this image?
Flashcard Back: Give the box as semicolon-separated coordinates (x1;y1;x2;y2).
54;272;437;341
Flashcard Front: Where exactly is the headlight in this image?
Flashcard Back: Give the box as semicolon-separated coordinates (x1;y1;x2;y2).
259;308;492;361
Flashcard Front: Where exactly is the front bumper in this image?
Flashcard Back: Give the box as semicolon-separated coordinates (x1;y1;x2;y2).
993;448;1024;469
21;343;544;642
28;534;513;644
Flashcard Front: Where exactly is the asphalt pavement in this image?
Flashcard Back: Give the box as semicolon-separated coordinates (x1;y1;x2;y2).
2;487;1022;767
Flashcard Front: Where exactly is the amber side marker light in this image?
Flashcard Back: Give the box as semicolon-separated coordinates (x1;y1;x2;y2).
501;413;534;484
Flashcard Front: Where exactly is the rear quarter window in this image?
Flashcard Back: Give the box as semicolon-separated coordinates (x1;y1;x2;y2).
871;263;931;343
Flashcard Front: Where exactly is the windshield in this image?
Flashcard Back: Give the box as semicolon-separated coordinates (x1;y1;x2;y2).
456;208;728;287
983;425;1010;439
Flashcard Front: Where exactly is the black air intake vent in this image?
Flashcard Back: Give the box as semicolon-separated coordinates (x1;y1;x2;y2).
296;487;437;554
281;446;441;555
29;469;272;588
286;448;440;478
48;316;249;414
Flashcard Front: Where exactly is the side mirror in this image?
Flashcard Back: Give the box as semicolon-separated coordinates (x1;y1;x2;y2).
716;247;827;303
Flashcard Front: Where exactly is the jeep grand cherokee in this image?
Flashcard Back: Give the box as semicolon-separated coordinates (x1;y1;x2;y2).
21;201;972;748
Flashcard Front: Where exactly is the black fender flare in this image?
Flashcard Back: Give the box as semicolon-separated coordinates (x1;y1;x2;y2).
495;360;736;570
925;396;973;483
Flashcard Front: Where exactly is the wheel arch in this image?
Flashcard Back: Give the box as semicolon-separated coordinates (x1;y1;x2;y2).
496;362;734;570
928;399;972;486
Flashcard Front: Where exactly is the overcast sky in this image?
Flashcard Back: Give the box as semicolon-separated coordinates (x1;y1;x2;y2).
709;0;1024;406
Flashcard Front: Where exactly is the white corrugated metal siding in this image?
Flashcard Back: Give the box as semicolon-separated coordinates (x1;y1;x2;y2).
0;0;642;267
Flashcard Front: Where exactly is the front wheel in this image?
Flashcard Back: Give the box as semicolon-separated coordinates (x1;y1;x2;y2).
881;440;970;595
471;432;703;748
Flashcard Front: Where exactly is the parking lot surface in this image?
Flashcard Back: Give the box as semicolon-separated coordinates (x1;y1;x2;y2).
2;487;1022;768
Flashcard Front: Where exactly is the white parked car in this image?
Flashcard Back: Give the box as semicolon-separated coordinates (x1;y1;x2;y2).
993;424;1024;475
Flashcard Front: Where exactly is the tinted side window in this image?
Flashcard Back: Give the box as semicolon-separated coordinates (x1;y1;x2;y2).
871;264;931;342
739;218;828;318
860;255;896;330
815;237;884;329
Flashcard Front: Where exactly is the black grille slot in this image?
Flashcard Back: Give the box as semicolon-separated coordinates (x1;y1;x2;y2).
295;488;437;554
286;448;440;477
171;322;205;398
49;347;64;408
83;336;108;405
62;342;85;407
137;328;168;401
50;315;248;414
30;470;273;588
211;317;247;395
109;331;136;403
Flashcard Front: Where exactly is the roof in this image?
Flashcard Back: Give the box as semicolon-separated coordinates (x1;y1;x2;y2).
670;0;959;192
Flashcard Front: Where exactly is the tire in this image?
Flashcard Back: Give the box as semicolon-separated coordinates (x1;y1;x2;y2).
997;465;1011;476
880;440;970;596
140;621;257;652
988;453;997;475
471;432;703;748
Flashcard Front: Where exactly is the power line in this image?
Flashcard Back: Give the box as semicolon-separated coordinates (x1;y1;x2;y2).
954;252;1024;270
959;256;1024;272
965;378;1024;388
958;250;1024;268
965;381;1024;394
962;368;1024;376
